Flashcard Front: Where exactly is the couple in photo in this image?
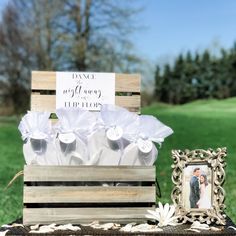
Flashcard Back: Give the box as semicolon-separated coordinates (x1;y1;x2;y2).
189;167;211;208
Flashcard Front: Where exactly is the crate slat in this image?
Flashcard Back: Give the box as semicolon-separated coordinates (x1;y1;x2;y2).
31;71;141;93
24;186;155;203
24;166;155;182
31;94;140;113
23;207;154;225
23;165;156;224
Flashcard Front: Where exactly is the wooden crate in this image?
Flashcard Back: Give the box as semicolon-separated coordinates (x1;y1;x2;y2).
31;71;141;113
23;165;156;225
22;71;156;225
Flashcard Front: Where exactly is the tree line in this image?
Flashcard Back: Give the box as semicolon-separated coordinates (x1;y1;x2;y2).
154;45;236;104
1;0;236;113
0;0;142;114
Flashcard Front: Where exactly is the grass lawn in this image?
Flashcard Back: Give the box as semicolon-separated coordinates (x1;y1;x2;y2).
143;97;236;224
0;98;235;225
0;117;24;224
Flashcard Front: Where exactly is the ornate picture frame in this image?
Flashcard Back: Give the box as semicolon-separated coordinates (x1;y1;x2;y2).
171;148;227;225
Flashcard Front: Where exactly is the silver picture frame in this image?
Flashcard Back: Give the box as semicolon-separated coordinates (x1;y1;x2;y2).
171;148;227;225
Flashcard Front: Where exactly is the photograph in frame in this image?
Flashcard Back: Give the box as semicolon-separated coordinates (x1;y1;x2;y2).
183;164;212;210
171;148;227;225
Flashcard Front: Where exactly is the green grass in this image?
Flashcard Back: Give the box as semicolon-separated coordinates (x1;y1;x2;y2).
0;117;24;224
143;97;236;223
0;98;236;225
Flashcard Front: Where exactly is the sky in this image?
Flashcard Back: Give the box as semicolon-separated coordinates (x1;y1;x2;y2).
1;0;236;66
133;0;236;65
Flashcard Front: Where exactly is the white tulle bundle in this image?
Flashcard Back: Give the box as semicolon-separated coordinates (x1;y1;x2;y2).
18;111;56;165
55;108;96;142
54;108;96;165
18;105;173;166
99;104;137;131
120;115;173;165
124;115;173;144
18;111;51;141
87;104;138;165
